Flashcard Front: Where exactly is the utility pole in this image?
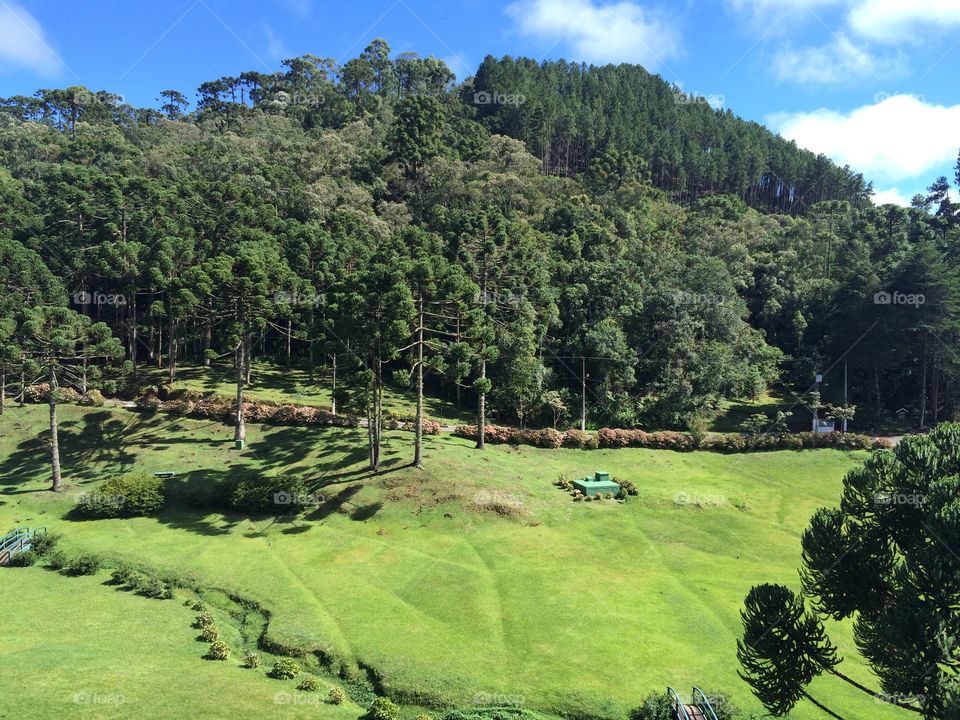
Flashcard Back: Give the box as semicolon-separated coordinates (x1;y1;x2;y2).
843;358;848;433
581;356;587;432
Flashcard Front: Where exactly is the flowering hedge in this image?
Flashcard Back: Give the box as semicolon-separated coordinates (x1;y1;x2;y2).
455;424;892;453
136;390;360;428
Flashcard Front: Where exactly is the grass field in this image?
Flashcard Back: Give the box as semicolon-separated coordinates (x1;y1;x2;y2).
0;403;913;720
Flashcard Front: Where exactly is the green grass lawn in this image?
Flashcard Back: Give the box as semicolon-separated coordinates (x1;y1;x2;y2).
0;567;365;719
0;403;914;720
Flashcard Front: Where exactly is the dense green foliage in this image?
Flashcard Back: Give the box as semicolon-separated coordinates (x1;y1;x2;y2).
77;472;166;518
2;40;960;459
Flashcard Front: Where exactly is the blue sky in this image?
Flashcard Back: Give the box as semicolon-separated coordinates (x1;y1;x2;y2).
1;0;959;204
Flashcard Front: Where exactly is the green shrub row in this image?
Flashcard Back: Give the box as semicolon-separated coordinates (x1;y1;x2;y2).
136;388;360;429
455;425;892;453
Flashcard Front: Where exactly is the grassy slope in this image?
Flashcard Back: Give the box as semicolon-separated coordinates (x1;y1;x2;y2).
0;568;364;719
0;404;911;720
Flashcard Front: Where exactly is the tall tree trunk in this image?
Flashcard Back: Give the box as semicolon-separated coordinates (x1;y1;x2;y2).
203;316;212;367
19;367;25;407
330;353;337;416
81;349;88;395
286;319;292;366
477;356;486;450
48;366;62;492
167;316;175;384
920;336;928;428
130;287;138;374
245;336;252;385
234;339;246;445
414;296;424;469
0;368;5;415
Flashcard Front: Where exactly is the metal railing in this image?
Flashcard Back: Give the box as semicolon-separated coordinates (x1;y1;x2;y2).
668;687;692;720
0;527;46;564
692;687;719;720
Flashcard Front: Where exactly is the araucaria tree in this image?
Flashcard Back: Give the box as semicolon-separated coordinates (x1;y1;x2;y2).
739;425;960;718
20;306;123;491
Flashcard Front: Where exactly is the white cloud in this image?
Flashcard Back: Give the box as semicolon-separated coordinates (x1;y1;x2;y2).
264;26;289;62
506;0;681;67
0;3;62;76
849;0;960;44
873;187;911;206
773;34;905;84
441;53;471;81
769;95;960;182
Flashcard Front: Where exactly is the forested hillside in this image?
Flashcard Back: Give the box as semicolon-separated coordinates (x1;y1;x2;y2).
2;40;959;445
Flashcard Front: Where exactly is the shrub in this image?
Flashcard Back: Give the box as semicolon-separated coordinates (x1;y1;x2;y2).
28;531;61;556
199;625;220;642
270;658;301;679
229;474;308;514
77;473;165;518
64;553;103;576
416;715;434;720
561;429;591;449
366;697;400;720
78;389;105;407
24;383;50;403
8;550;38;567
206;640;230;660
296;677;321;692
192;601;207;612
45;549;69;570
139;576;173;599
53;386;82;404
686;412;710;447
194;612;215;629
328;687;346;705
109;565;137;586
243;651;261;669
873;437;895;450
628;691;675;720
614;477;638;496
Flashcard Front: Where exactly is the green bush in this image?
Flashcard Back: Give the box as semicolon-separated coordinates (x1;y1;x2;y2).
8;550;38;567
328;687;346;705
243;651;261;669
191;601;207;612
45;549;69;570
199;625;220;642
269;658;301;679
78;389;105;407
138;576;173;599
296;677;321;692
628;691;674;720
194;612;215;628
206;640;230;660
109;565;138;586
366;697;400;720
229;474;309;514
76;473;165;518
29;531;61;556
64;553;103;576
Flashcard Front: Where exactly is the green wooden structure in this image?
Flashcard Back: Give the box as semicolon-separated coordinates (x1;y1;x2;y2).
572;471;620;497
